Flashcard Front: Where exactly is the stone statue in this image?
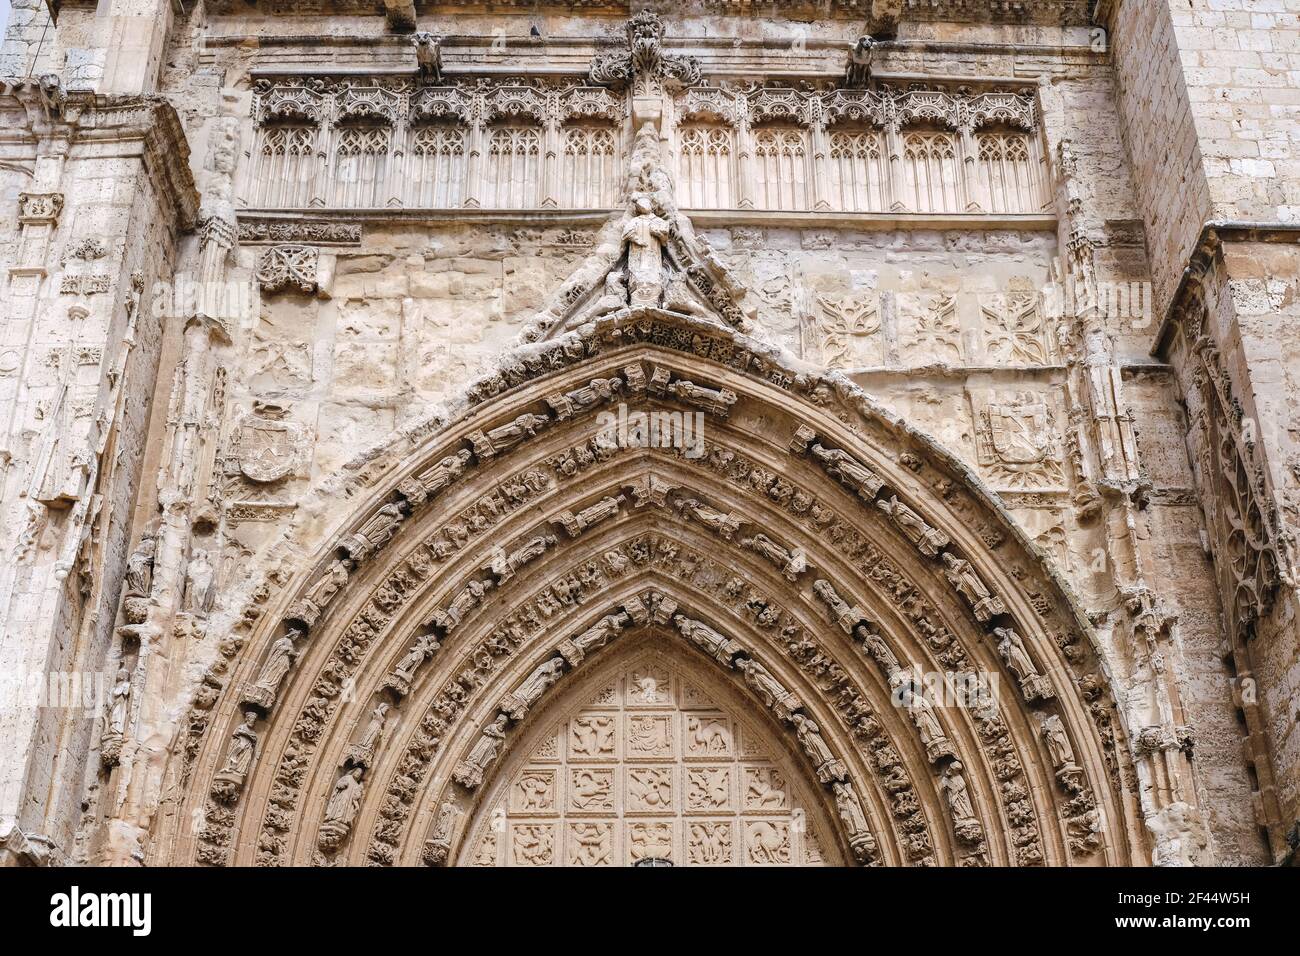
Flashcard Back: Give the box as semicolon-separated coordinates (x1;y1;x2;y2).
790;713;846;783
324;767;365;827
666;379;737;418
293;557;355;626
434;579;493;632
500;657;566;721
184;548;215;614
453;713;510;789
941;552;1006;622
490;534;556;583
124;532;156;596
810;443;883;500
740;533;805;580
674;497;740;538
244;634;298;709
1040;714;1081;781
673;613;740;666
386;635;440;697
318;766;366;851
346;500;407;560
876;495;950;557
832;781;877;864
547;377;622;420
470;412;550;459
422;800;461;866
941;760;984;845
414;449;472;500
890;672;955;762
212;710;259;801
99;665;132;768
940;760;978;826
555;494;625;537
852;622;902;678
107;666;131;737
994;627;1054;701
735;657;802;721
346;701;390;768
558;611;630;666
622;191;670;307
813;579;865;634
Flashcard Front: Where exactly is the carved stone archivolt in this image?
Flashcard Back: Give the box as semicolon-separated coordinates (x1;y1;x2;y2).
163;307;1138;868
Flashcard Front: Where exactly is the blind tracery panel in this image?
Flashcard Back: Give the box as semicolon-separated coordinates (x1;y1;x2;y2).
977;131;1045;214
561;125;619;208
333;125;390;208
678;124;735;209
902;131;961;214
243;80;1049;217
752;127;811;211
485;125;543;209
408;124;466;208
251;125;318;208
828;129;887;213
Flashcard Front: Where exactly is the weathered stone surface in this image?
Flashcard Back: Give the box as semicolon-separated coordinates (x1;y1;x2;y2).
0;1;1292;869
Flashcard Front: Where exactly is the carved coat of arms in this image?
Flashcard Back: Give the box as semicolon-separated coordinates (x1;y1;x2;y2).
972;390;1064;491
227;406;308;484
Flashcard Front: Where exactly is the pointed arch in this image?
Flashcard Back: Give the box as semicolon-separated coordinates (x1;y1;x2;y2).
157;309;1144;867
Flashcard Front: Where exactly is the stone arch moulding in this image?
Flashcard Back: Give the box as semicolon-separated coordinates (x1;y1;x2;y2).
158;309;1146;868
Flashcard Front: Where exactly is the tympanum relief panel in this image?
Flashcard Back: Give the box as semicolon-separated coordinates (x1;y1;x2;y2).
459;651;835;866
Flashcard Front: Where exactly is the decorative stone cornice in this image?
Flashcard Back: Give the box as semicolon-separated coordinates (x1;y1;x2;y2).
0;83;200;230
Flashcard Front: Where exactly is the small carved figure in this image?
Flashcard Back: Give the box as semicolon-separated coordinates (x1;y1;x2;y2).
384;635;440;698
852;622;902;678
740;534;805;581
414;449;473;501
346;701;390;768
212;710;259;802
735;657;802;721
812;579;865;634
453;713;510;789
345;500;407;560
941;552;1006;622
500;657;566;721
673;614;740;666
243;634;298;709
470;413;550;459
810;443;883;500
667;379;737;418
124;533;156;596
489;534;556;583
421;801;461;866
558;611;630;667
789;713;847;783
324;767;365;827
832;781;878;864
674;497;740;539
184;548;215;614
554;494;626;538
994;627;1054;701
546;377;623;420
890;672;955;763
1041;714;1082;786
876;495;950;557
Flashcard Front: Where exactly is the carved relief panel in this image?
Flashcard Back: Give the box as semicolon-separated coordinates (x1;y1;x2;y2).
459;650;834;866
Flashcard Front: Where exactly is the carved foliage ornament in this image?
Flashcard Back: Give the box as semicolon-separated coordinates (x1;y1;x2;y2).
256;244;319;295
589;11;701;94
